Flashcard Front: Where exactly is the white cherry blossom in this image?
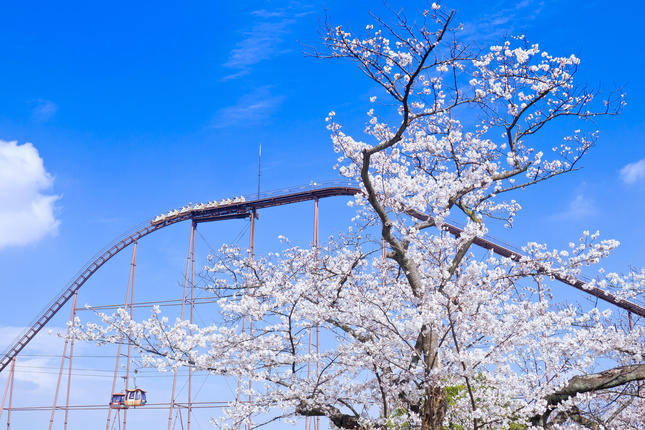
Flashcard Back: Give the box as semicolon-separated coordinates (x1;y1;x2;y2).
75;4;641;430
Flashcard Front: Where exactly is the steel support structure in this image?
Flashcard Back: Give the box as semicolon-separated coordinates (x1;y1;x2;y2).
313;199;320;430
235;210;258;430
122;241;138;430
306;199;320;430
5;359;14;429
168;223;196;430
247;211;256;430
105;241;138;430
6;183;638;378
188;222;196;430
62;292;78;430
0;359;14;426
49;291;78;430
0;185;359;374
0;366;9;422
1;183;644;429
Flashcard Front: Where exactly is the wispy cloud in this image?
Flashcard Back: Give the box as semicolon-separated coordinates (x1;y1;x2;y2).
209;86;285;129
0;140;61;250
550;193;596;220
619;158;645;184
222;7;312;80
459;0;549;42
0;326;65;391
30;99;58;122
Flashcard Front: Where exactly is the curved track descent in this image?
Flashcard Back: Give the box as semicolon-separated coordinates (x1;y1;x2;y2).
2;182;643;373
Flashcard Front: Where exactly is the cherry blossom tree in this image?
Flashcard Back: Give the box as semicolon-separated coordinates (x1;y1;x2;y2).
77;3;645;429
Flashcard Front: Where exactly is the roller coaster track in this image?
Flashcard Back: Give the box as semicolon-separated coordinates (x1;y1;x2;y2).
0;183;358;373
437;223;645;318
1;183;643;373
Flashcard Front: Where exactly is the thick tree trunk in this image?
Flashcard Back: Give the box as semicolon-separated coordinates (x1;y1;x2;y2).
422;385;446;430
421;328;446;430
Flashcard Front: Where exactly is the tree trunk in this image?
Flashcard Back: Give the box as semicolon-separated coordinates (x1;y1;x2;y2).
422;385;446;430
421;328;446;430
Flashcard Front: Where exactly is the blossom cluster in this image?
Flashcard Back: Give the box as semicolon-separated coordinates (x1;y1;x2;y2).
75;5;641;429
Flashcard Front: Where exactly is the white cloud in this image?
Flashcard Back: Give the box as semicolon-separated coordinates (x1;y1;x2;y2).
209;86;285;128
460;0;549;41
619;158;645;184
30;99;58;122
0;325;74;355
0;140;60;249
550;193;596;220
222;8;312;80
0;326;66;391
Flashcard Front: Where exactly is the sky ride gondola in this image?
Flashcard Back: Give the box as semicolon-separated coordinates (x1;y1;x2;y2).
109;393;126;409
109;389;147;409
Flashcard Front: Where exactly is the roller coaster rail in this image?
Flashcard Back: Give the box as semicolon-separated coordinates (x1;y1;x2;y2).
0;181;358;373
1;180;643;375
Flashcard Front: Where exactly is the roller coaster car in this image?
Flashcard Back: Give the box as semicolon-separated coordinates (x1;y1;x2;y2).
109;388;147;408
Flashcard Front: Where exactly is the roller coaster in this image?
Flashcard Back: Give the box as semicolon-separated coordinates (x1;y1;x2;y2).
0;181;642;429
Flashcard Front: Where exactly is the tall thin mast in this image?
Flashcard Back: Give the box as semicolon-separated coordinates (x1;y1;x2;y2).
257;143;262;200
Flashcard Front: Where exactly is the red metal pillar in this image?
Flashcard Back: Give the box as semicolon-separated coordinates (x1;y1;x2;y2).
247;211;256;430
249;210;256;259
168;223;195;430
49;331;70;428
0;369;9;422
107;242;138;430
313;199;320;430
0;358;14;425
63;292;78;430
49;290;80;429
236;306;245;430
5;358;14;429
188;222;196;430
122;241;138;430
306;199;320;430
306;334;312;430
235;211;257;430
106;351;123;430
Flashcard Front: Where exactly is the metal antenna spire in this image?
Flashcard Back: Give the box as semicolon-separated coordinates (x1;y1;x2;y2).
257;142;262;200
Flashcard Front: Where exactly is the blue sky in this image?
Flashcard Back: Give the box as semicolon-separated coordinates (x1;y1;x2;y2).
0;0;644;427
